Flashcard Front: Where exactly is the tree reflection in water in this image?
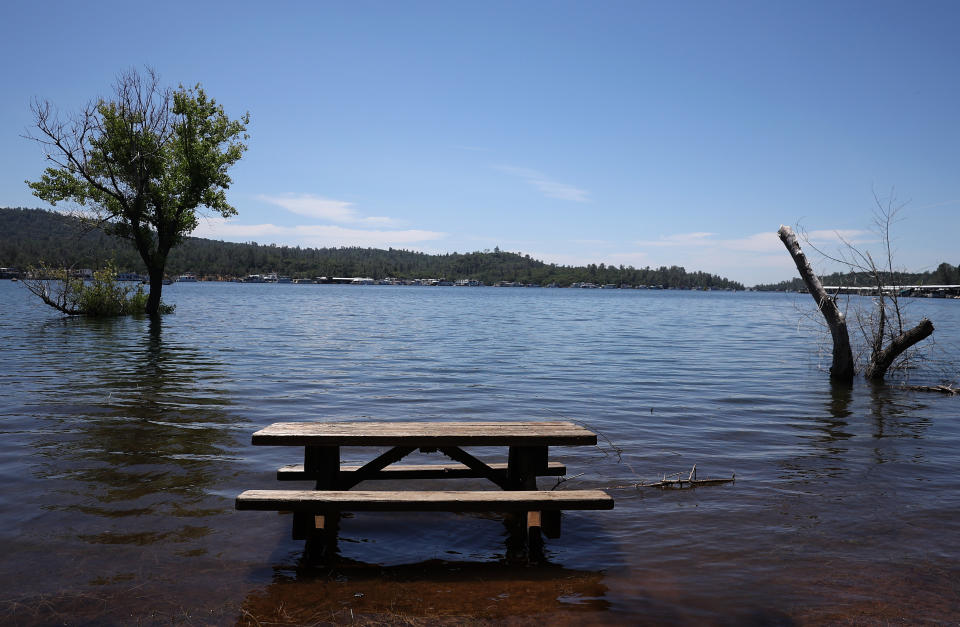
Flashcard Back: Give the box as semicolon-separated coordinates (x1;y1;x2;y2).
16;315;246;597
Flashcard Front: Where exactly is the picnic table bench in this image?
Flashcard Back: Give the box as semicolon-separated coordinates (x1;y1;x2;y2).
236;421;613;547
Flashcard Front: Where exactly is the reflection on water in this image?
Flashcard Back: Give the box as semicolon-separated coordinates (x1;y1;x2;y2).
31;316;241;523
828;381;853;420
0;304;250;619
1;283;959;624
868;381;935;442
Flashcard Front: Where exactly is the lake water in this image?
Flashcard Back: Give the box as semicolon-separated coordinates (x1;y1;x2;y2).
1;281;958;624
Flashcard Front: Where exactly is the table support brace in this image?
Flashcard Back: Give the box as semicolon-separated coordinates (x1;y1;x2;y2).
438;446;512;490
338;446;416;489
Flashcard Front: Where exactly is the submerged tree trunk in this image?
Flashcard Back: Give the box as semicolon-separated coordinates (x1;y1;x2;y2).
146;264;165;316
865;318;934;380
778;225;855;384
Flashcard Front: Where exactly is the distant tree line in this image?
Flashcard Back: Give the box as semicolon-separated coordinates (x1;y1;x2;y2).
1;207;745;289
755;263;960;292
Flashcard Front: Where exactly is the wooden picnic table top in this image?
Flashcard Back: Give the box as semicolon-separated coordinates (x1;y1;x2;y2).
251;420;597;447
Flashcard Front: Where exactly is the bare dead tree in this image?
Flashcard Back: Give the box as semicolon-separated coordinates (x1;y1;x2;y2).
778;225;855;383
778;192;934;382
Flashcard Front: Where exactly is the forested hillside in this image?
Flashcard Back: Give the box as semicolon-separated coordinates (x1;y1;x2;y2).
1;207;744;289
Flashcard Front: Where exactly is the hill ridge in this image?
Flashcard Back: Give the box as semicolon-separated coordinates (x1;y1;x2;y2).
1;207;746;288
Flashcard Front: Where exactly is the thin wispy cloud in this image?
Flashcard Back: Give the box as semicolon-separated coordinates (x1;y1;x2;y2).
258;193;400;227
604;251;653;267
635;229;873;254
635;232;715;247
524;250;616;268
571;238;614;246
621;227;881;284
193;217;446;249
717;232;783;253
495;166;590;203
804;229;874;246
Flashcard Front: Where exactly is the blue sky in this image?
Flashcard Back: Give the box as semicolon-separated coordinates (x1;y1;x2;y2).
2;1;958;285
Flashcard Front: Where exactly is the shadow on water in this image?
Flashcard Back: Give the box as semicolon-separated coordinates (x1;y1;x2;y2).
234;486;624;624
780;380;935;483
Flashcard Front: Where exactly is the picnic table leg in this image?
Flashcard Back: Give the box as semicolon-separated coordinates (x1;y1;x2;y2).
506;445;557;548
293;445;340;543
507;445;547;489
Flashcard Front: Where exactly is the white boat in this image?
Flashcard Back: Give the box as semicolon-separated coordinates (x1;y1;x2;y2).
176;273;198;282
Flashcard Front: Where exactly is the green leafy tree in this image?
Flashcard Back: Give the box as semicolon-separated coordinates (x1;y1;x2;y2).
25;68;249;315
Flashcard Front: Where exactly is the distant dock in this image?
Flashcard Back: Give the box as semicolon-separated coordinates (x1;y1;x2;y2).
822;284;960;298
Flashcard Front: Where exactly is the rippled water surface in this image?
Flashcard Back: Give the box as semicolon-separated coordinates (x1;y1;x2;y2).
1;281;958;624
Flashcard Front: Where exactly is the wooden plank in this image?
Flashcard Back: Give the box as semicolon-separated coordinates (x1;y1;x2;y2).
252;421;597;447
236;489;614;512
338;446;415;489
438;446;511;490
277;461;567;481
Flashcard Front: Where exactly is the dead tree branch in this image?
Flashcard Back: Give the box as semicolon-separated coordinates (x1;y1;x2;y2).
19;266;83;315
865;318;934;380
778;225;855;383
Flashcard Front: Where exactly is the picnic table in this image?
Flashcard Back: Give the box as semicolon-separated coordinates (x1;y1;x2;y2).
236;421;613;547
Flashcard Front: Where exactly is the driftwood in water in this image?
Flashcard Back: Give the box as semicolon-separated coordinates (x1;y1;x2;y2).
778;225;855;383
638;465;735;490
904;384;958;396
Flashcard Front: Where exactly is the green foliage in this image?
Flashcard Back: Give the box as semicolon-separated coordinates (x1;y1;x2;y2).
77;264;173;316
21;261;173;317
24;68;248;314
77;265;133;316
